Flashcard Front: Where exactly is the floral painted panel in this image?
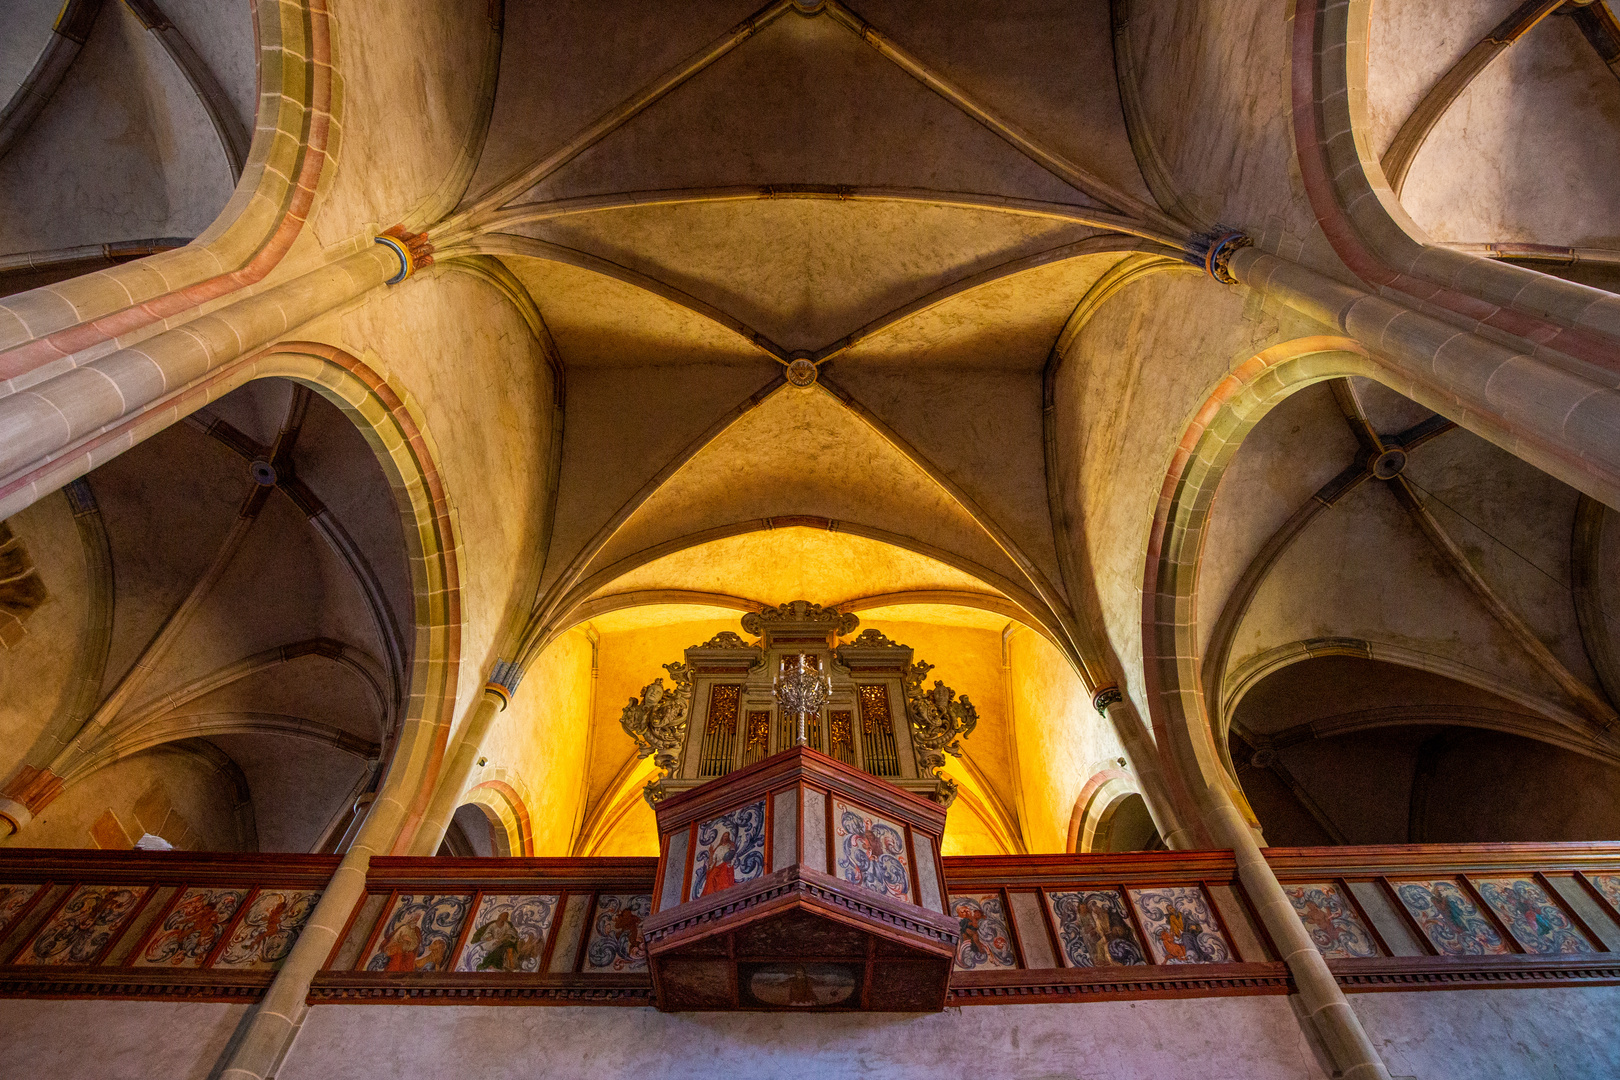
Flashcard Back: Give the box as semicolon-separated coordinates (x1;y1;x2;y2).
583;894;651;972
456;894;559;972
1588;874;1620;916
1047;889;1148;967
18;884;148;966
950;894;1017;970
133;888;246;967
0;884;41;935
1284;882;1380;959
831;797;911;902
1127;886;1232;965
214;889;321;969
689;800;766;901
1393;879;1510;956
1475;878;1591;955
364;894;471;973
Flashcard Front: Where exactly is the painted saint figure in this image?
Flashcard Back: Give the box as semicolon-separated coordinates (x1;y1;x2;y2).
470;910;530;972
700;829;739;897
380;912;425;971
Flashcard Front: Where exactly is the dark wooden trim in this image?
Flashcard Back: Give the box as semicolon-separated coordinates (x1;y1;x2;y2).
947;962;1291;1004
1329;954;1620;991
306;970;652;1005
0;850;340;885
0;968;276;1002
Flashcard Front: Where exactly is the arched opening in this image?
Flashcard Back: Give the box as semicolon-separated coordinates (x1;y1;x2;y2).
439;802;503;858
1091;793;1163;853
475;522;1129;861
0;345;460;859
1228;655;1620;846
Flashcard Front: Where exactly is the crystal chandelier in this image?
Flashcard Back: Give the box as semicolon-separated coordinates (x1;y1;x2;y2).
773;654;832;747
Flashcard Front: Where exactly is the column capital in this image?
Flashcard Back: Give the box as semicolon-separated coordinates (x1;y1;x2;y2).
484;658;524;709
376;226;435;284
1200;231;1252;284
1092;684;1124;714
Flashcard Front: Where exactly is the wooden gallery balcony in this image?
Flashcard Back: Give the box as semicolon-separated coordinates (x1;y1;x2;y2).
1;777;1618;1010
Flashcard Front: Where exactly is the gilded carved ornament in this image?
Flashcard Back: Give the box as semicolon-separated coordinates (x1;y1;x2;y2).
618;661;694;777
902;660;978;801
741;601;860;637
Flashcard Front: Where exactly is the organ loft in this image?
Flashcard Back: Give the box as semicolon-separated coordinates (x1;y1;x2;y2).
0;1;1619;1077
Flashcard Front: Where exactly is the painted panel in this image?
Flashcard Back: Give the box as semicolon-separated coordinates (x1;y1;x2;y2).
689;799;767;901
546;893;591;973
0;883;41;935
1348;879;1426;956
913;833;942;913
831;797;911;902
18;884;148;965
660;829;689;912
1127;886;1232;965
1590;873;1620;915
1048;889;1148;967
363;894;471;973
1283;882;1379;959
456;894;559;972
583;894;651;972
802;787;827;873
1475;877;1592;955
772;788;797;873
133;888;246;968
215;889;322;970
949;893;1017;970
1006;890;1056;968
1393;879;1510;956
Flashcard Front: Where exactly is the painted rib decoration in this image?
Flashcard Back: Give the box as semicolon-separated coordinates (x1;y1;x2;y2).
619;662;694;775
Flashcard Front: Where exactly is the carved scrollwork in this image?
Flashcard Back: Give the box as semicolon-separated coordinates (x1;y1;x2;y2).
741;600;859;637
843;627;900;649
902;660;978;778
619;661;693;773
697;630;757;650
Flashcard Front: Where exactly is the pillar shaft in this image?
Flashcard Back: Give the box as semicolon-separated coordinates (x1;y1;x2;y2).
408;688;506;857
1231;246;1620;509
0;243;403;521
1099;695;1195;850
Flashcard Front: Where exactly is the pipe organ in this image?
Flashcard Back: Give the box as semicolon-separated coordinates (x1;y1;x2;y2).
618;602;978;806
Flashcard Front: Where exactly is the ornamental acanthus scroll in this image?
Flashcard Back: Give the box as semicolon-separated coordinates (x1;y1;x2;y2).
618;662;693;779
903;659;978;803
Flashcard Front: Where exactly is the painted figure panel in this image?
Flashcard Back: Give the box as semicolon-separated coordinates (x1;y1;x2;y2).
1047;889;1148;967
19;884;148;966
456;894;559;973
1127;886;1232;965
583;893;652;972
1284;882;1379;959
832;797;911;902
363;894;471;973
0;884;41;935
214;889;321;969
690;799;766;901
1393;879;1510;956
950;893;1017;970
1476;877;1591;955
134;888;246;967
1588;874;1620;916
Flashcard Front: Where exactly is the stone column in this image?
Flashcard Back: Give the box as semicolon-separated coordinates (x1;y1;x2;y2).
1226;243;1620;509
0;234;425;521
1091;685;1195;850
406;660;524;856
1199;781;1392;1080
